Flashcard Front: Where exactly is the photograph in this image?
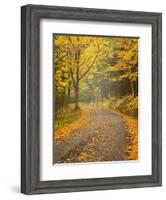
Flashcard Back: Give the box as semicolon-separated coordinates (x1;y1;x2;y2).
53;34;138;164
21;4;162;194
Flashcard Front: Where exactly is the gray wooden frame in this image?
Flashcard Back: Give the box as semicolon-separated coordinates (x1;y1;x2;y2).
21;4;162;194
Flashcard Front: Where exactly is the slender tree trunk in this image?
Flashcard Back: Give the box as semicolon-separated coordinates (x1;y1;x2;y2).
130;80;135;97
87;83;95;103
67;80;71;105
129;66;135;97
74;83;79;110
74;50;80;110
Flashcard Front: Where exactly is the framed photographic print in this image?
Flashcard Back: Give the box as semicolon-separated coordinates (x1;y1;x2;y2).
21;4;162;194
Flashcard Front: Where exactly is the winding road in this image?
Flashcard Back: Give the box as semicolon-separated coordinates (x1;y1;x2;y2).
54;107;130;163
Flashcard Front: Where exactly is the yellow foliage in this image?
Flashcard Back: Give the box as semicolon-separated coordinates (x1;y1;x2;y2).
110;109;138;160
123;115;138;160
77;152;92;162
54;109;92;143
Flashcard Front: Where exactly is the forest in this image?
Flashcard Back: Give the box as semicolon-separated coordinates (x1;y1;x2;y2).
53;34;138;163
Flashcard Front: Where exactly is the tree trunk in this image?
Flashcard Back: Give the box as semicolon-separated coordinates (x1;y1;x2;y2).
86;81;95;103
129;66;135;97
67;80;71;105
74;83;79;110
67;70;71;105
130;80;135;97
74;50;80;110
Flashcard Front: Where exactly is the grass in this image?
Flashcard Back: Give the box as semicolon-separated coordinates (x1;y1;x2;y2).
54;108;92;143
55;106;81;131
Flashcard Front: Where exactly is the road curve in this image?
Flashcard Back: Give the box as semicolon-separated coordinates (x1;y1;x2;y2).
54;107;129;163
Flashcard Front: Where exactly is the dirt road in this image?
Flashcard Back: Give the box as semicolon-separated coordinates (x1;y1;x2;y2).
54;107;130;163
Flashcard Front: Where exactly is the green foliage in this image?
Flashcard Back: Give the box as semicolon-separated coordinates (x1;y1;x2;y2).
55;107;81;130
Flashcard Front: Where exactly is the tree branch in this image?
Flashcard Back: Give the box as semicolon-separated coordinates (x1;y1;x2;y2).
79;50;100;81
55;54;67;63
79;58;89;67
67;36;75;49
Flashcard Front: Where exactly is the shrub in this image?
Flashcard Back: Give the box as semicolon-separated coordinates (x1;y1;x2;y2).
100;95;138;119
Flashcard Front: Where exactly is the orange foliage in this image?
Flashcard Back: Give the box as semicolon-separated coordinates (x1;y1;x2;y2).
111;109;138;160
54;109;92;143
122;115;138;160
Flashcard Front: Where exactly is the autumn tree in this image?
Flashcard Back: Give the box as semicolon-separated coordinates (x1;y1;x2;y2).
106;38;138;97
54;35;138;114
54;35;102;110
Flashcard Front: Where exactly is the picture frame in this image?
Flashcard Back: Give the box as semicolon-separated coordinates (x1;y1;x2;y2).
21;4;162;194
